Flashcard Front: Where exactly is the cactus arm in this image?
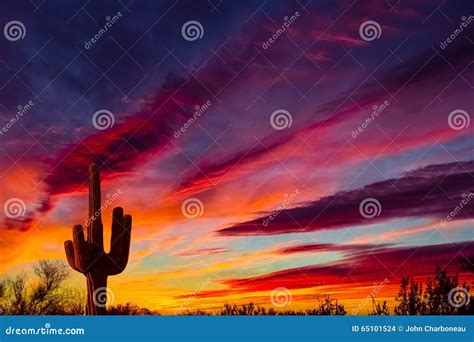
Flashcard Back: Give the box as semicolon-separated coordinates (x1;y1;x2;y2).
122;214;132;257
72;224;92;273
107;209;132;275
110;207;124;252
64;240;79;272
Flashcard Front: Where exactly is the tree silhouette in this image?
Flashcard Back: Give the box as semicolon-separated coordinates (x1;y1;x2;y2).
309;295;346;315
394;276;425;315
108;303;159;315
424;267;459;315
394;266;472;315
369;296;390;315
0;260;78;315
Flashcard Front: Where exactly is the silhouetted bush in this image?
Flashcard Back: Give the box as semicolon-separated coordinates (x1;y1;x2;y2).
369;296;390;315
0;260;471;315
0;260;84;315
393;266;472;315
307;295;346;315
107;303;159;315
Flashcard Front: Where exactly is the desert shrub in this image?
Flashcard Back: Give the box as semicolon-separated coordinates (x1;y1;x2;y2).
369;296;390;315
305;295;346;315
394;266;472;315
0;260;84;315
107;302;159;315
218;303;277;315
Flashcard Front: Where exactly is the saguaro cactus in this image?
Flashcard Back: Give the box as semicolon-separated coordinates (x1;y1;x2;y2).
64;164;132;315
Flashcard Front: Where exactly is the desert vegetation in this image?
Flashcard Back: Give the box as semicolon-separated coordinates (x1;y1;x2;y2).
0;260;471;315
391;266;472;315
0;260;83;315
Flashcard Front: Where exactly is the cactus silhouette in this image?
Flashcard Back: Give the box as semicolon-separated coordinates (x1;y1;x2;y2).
64;164;132;315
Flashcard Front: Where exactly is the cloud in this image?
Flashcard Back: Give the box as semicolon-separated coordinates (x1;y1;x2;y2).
3;217;34;232
188;241;474;298
172;24;474;198
218;160;474;236
178;247;229;257
41;11;301;199
42;74;203;196
275;242;391;255
8;2;474;235
174;137;291;196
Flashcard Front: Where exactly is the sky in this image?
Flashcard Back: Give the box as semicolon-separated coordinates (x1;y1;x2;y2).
0;0;473;314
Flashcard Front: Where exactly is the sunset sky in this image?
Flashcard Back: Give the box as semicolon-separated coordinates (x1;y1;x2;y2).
0;0;473;314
